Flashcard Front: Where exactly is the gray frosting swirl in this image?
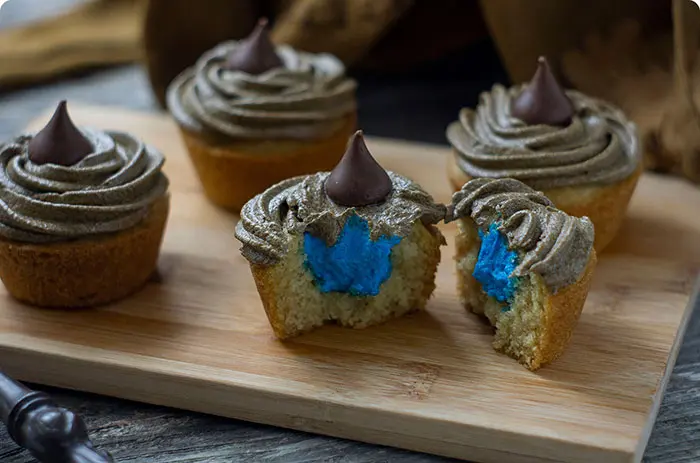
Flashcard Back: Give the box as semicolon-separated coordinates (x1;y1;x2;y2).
447;178;594;292
446;84;640;190
0;129;169;243
167;42;357;140
235;172;446;266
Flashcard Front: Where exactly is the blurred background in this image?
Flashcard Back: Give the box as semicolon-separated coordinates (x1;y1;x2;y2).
0;0;697;174
0;0;506;145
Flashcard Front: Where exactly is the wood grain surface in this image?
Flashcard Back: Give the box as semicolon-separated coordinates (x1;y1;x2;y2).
0;106;696;463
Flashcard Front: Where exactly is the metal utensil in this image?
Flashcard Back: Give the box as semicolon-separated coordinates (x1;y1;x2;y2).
0;371;113;463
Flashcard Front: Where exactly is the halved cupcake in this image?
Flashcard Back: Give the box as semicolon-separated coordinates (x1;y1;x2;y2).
446;177;596;370
235;131;446;338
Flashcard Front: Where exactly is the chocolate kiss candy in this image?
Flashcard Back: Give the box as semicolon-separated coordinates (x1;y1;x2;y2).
224;18;283;75
28;101;93;166
511;56;575;126
325;130;393;207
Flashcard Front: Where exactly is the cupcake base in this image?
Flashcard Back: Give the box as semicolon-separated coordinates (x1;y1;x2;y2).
250;221;443;339
455;217;596;371
447;153;642;252
0;195;170;308
178;114;357;212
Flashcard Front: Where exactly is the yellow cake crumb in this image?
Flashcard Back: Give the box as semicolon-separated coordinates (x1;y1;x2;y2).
455;217;595;370
251;221;443;339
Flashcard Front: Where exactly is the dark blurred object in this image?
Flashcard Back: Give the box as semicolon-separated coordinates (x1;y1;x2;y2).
563;0;700;184
142;0;258;109
352;39;507;145
0;371;113;463
661;0;700;182
143;0;487;107
280;0;487;72
479;0;671;83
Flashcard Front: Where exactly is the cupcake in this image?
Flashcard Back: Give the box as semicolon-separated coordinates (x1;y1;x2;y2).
167;19;357;212
0;101;169;308
235;131;446;339
446;57;641;252
446;177;596;370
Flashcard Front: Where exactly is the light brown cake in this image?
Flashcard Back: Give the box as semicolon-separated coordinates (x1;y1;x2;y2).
0;101;169;308
177;115;355;211
0;196;169;307
249;220;442;339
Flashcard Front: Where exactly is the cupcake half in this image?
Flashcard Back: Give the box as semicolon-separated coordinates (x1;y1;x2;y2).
0;101;170;308
446;57;641;252
447;178;596;370
235;131;446;339
167;19;357;212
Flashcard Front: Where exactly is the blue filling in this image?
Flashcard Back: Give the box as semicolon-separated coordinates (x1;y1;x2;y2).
473;223;520;304
303;215;402;296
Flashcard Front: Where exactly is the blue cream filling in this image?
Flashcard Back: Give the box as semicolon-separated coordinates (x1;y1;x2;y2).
303;215;402;296
473;223;520;306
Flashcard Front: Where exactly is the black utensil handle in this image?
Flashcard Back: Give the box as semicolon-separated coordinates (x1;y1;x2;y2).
0;371;114;463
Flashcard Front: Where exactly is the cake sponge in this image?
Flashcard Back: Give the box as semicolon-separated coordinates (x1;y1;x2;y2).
250;220;442;339
456;217;596;369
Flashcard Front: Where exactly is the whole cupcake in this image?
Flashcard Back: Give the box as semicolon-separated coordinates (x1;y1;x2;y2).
167;18;357;212
0;101;170;308
446;57;641;252
447;177;596;370
235;131;446;339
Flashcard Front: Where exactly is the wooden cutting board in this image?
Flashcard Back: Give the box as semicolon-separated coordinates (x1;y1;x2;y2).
0;106;697;463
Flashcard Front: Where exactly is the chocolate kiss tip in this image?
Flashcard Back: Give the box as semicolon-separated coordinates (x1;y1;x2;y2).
511;56;574;127
224;17;283;75
325;130;393;207
28;100;93;167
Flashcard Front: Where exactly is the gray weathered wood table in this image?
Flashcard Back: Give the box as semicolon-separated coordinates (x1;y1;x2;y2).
1;2;700;462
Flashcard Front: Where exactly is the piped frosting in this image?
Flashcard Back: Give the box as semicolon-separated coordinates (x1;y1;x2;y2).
446;83;640;190
447;178;594;292
235;138;445;266
166;28;356;141
0;121;168;243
